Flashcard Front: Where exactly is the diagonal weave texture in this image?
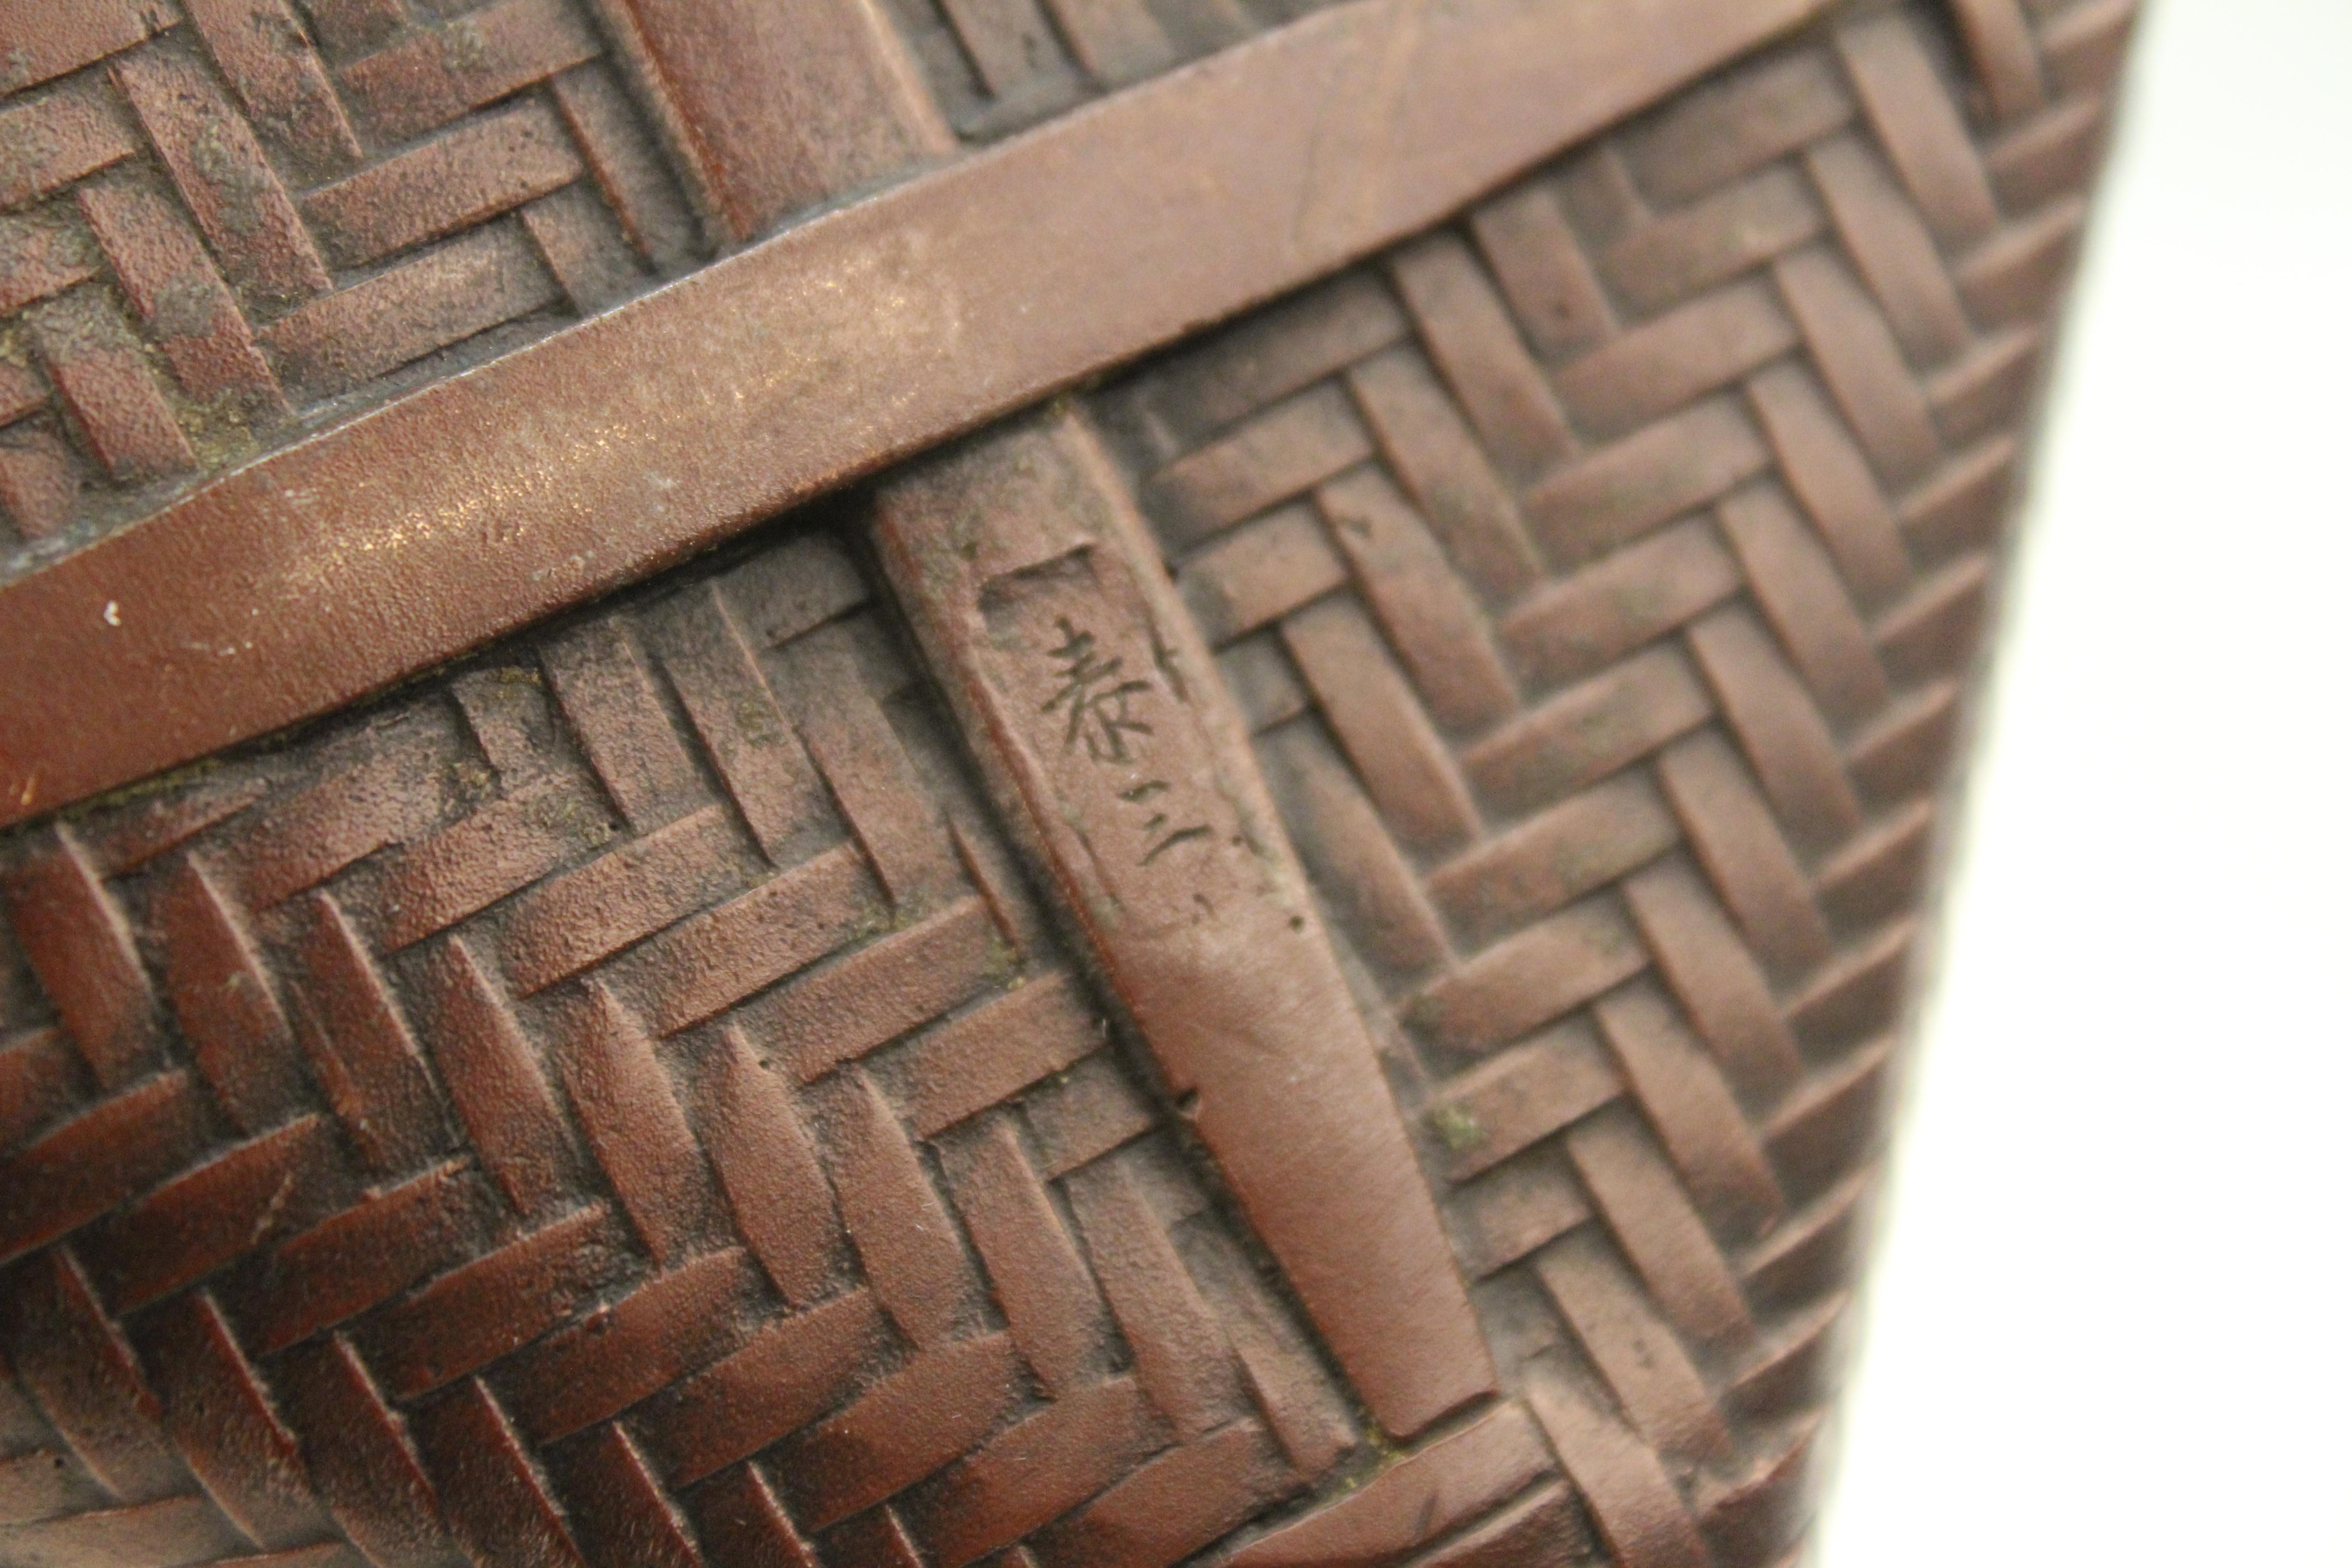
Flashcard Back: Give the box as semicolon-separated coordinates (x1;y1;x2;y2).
0;0;2136;1564
1086;0;2135;1560
0;522;1357;1568
0;0;1328;577
0;0;709;562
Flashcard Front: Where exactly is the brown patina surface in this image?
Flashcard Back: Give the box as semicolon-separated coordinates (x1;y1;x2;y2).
0;0;2132;1564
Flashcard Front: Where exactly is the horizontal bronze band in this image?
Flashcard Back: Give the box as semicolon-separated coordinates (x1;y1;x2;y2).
0;0;1825;826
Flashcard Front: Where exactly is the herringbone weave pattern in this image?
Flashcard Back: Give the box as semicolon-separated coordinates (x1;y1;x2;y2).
0;0;1329;576
1092;1;2132;1561
0;525;1354;1568
0;0;2132;1563
0;0;702;566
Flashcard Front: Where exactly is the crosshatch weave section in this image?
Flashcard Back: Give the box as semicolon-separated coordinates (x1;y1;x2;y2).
0;0;1342;582
0;0;720;571
0;519;1365;1568
1088;0;2136;1561
0;0;2136;1563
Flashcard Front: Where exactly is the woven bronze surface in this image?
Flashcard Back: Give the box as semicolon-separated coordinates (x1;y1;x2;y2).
0;0;1345;581
0;0;2133;1564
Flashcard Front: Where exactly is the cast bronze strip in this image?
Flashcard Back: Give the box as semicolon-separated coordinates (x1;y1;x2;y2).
0;0;1830;827
872;408;1496;1439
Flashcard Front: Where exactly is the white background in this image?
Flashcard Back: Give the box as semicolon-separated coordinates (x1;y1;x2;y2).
1811;1;2352;1563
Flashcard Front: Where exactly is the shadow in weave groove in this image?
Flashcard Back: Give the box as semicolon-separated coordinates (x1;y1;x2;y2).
0;504;1360;1568
0;0;2132;1563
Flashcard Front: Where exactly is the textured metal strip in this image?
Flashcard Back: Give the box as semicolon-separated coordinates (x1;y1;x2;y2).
0;0;1828;827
